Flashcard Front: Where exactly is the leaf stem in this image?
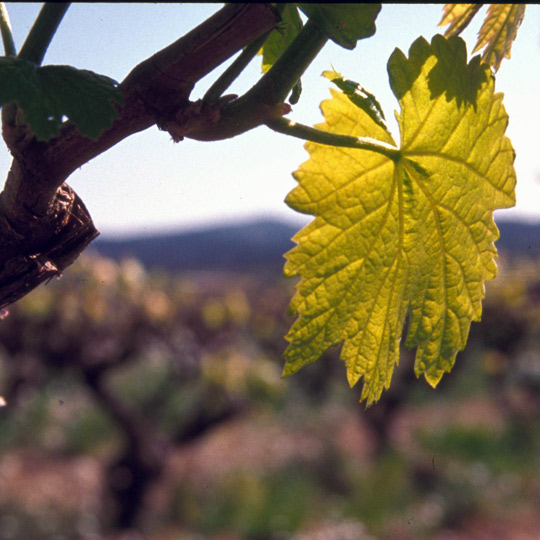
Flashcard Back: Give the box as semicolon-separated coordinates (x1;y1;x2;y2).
0;3;17;128
210;18;329;137
243;18;328;106
18;2;70;65
223;17;327;118
203;29;273;104
0;3;16;56
267;117;400;160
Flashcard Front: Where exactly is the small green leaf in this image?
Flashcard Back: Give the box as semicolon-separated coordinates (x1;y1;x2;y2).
298;4;381;49
473;4;526;71
439;4;483;37
0;57;124;141
322;68;389;134
260;4;303;74
284;35;516;405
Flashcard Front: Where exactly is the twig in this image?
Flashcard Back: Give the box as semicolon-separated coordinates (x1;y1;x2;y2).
203;30;272;104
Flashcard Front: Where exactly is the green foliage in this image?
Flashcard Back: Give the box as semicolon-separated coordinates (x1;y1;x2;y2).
342;451;410;528
198;467;314;538
439;4;483;37
0;57;123;140
472;4;526;71
0;3;537;538
421;422;540;475
0;251;539;538
283;35;516;404
440;4;526;71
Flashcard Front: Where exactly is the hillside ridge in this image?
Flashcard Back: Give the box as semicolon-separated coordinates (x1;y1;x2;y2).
91;218;540;273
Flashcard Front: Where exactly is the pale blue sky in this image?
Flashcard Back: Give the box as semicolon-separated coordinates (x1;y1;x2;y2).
1;3;539;237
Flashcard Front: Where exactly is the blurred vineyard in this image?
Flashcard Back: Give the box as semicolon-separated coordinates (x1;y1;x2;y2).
0;250;539;540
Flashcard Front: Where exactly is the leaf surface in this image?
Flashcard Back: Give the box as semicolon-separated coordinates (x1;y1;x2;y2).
0;57;123;141
284;35;516;405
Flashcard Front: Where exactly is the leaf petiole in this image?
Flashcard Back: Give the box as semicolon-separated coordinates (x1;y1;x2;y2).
0;3;17;128
0;3;16;56
18;2;70;65
267;117;400;160
241;19;328;107
203;29;273;105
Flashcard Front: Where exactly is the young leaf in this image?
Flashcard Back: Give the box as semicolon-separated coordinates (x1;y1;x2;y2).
298;4;381;49
439;4;483;37
260;4;303;73
0;57;123;141
322;68;388;133
472;4;526;71
284;35;516;405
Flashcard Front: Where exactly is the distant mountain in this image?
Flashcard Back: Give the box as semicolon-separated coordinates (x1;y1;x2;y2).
495;220;540;257
92;219;300;274
91;218;540;273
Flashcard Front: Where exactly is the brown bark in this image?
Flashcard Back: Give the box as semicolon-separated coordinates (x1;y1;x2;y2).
0;3;280;309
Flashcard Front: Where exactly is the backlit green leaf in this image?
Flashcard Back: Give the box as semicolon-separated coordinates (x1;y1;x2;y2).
439;4;483;37
473;4;526;71
283;35;516;405
298;4;381;49
0;57;123;141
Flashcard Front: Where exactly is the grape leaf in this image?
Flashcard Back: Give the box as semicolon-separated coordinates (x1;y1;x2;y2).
298;4;381;49
283;35;516;405
439;4;483;37
0;57;123;141
472;4;526;71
